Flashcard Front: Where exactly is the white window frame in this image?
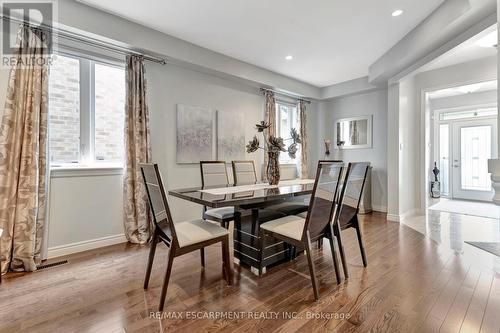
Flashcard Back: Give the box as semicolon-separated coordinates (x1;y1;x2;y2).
275;100;300;165
49;49;125;171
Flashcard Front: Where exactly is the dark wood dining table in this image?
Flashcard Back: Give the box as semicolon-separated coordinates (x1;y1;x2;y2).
169;180;314;274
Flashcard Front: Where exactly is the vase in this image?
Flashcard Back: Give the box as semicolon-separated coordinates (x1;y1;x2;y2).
266;152;280;185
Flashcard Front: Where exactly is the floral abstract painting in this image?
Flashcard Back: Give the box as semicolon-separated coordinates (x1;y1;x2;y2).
176;104;216;163
217;111;245;161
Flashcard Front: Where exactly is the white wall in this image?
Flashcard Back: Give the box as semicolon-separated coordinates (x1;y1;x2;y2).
149;63;261;222
320;89;388;212
47;172;125;257
429;90;497;111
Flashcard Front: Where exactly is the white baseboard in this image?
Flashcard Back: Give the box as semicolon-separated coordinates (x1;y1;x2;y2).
386;209;420;223
401;209;420;220
372;204;388;213
47;234;127;259
386;213;400;222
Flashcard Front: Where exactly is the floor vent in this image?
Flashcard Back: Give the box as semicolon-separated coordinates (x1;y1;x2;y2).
37;260;68;270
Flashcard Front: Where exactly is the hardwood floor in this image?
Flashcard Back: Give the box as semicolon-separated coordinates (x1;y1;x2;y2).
1;212;499;333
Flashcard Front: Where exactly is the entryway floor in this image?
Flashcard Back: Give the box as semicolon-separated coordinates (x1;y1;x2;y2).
429;198;500;219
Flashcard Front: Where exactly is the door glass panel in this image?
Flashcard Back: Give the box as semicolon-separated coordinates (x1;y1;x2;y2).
439;124;449;195
460;125;492;191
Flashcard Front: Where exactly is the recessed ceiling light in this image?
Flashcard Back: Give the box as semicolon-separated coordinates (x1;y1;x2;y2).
285;55;293;60
392;9;404;17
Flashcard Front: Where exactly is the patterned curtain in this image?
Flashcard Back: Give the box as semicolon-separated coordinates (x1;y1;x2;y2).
123;55;152;244
262;90;276;181
298;100;309;178
0;26;50;274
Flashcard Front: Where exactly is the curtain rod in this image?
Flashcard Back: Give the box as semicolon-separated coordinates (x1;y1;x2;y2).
0;15;167;65
260;88;311;104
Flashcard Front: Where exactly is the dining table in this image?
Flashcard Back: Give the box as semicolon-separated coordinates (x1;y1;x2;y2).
169;179;315;275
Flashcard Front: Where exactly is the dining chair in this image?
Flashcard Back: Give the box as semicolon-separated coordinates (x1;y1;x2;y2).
231;160;258;185
232;160;309;216
333;162;370;279
200;161;234;229
258;160;344;300
140;163;232;311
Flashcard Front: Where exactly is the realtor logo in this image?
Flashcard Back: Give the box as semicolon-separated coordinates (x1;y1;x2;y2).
1;1;55;62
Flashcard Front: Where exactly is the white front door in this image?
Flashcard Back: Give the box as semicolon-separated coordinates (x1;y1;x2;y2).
451;119;497;201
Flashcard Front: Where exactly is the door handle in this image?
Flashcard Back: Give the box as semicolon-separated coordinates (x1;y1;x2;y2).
453;164;460;168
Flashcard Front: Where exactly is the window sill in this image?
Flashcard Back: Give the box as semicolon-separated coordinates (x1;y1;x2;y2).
50;165;124;178
280;164;298;168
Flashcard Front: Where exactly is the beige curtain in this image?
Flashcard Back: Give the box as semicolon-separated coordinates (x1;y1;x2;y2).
298;100;309;178
262;90;276;181
0;26;50;274
123;55;152;244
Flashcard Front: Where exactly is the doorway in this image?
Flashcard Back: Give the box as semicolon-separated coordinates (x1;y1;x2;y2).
435;106;498;202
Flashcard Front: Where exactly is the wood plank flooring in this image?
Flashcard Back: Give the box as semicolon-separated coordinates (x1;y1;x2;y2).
0;212;499;333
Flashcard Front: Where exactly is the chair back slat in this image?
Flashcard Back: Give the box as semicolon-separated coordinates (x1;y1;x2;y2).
200;161;229;187
303;161;344;240
140;163;176;246
232;160;257;185
337;162;370;226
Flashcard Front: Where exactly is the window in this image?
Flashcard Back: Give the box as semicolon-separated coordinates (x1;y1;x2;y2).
275;101;300;164
439;107;497;121
48;53;125;167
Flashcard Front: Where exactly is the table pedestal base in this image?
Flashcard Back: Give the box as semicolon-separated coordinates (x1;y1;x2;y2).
233;208;302;275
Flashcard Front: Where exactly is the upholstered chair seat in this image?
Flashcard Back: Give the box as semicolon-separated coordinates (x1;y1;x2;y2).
260;215;305;241
204;207;235;220
175;219;229;247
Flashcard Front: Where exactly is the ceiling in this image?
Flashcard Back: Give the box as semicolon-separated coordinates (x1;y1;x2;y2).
422;24;497;73
78;0;444;87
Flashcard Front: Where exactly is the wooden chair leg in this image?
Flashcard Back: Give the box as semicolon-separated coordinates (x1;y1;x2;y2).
158;247;175;312
355;220;368;267
328;225;342;284
144;230;159;289
335;223;349;279
305;233;320;301
200;248;205;267
222;237;232;285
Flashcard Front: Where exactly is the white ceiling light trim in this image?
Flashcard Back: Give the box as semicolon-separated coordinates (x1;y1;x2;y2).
392;10;404;17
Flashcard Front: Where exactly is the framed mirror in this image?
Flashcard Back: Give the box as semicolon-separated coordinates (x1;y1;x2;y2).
334;115;372;149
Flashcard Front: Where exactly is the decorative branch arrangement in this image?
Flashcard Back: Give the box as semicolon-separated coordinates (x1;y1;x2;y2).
246;121;301;184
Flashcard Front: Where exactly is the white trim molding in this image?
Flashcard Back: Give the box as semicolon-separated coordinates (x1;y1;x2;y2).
47;234;127;259
372;204;388;213
386;208;421;222
51;166;124;178
387;214;401;222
